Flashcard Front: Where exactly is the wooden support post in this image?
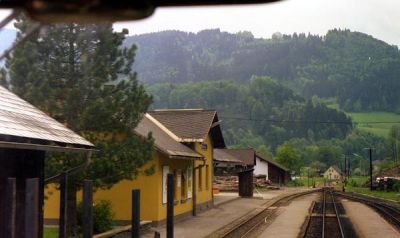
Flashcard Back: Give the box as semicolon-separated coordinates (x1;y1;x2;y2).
167;174;174;238
132;189;140;238
5;178;16;238
59;172;68;238
25;178;39;238
192;165;197;216
83;180;93;238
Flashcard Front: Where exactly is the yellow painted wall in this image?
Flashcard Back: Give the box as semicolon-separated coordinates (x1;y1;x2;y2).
194;135;214;204
44;151;195;222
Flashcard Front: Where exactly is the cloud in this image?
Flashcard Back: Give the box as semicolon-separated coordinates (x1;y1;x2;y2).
114;0;400;45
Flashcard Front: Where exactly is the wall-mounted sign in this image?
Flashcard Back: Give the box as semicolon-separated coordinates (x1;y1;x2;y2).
201;143;208;150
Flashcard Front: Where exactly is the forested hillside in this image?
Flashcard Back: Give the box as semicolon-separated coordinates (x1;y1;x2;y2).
126;29;400;112
147;76;352;150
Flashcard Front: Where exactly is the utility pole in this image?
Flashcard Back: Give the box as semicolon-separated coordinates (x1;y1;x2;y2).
364;148;374;191
344;155;347;178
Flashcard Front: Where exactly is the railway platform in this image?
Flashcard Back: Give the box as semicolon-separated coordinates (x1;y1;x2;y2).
342;199;400;238
141;187;311;238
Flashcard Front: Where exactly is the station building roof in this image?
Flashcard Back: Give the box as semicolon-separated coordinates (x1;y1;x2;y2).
0;86;94;152
148;109;225;148
135;114;203;160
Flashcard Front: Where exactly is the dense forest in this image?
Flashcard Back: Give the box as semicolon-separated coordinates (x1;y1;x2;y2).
147;77;389;173
148;76;352;150
126;29;400;112
126;28;400;173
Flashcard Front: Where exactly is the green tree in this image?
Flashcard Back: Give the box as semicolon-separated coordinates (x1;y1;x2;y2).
6;16;154;235
275;143;301;173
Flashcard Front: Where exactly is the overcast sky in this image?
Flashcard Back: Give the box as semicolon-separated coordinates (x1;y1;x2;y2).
113;0;400;46
0;0;399;45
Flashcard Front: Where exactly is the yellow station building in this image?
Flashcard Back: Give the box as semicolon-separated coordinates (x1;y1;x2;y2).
44;109;225;224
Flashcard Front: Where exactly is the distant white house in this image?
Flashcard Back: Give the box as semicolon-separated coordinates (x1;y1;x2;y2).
323;166;342;180
254;153;290;184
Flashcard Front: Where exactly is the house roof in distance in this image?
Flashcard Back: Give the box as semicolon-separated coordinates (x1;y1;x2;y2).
135;114;203;160
148;109;225;148
256;153;289;171
0;86;94;151
213;148;244;164
326;165;342;174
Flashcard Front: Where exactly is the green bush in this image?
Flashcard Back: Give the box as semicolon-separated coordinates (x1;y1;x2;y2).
287;179;305;187
392;180;400;192
77;200;115;234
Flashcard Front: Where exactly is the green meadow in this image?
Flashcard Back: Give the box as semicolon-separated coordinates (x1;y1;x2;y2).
347;111;400;138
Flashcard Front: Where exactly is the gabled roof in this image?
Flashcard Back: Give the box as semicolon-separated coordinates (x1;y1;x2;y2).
256;153;289;172
326;165;342;174
148;109;225;148
135;114;203;160
0;86;93;151
213;149;244;164
219;148;256;166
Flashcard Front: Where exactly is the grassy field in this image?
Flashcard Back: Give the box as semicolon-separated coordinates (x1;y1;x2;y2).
345;176;400;201
44;227;58;238
347;111;400;137
345;186;400;201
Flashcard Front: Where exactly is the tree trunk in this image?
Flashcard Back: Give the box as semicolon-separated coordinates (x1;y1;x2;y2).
66;176;78;237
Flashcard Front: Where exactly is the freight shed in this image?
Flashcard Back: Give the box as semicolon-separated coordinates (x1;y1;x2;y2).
255;153;290;184
0;86;94;237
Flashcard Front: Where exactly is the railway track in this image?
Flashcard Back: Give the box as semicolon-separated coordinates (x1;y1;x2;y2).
335;191;400;230
301;188;357;238
215;190;320;238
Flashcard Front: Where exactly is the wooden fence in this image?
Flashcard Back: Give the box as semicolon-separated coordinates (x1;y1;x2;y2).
4;173;176;238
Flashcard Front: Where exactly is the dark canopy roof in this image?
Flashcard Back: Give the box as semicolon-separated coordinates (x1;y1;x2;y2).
0;86;93;152
148;109;225;148
135;114;203;160
218;148;256;166
256;153;289;171
213;149;244;164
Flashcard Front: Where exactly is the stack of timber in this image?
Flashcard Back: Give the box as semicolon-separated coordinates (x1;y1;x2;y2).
254;175;273;188
214;175;274;191
214;176;239;191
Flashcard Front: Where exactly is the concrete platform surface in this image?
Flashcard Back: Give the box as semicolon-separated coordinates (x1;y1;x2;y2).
257;193;317;237
142;188;309;238
341;199;400;238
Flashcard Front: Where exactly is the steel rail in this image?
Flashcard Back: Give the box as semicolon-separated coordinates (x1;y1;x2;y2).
330;190;345;238
219;189;321;238
335;192;400;229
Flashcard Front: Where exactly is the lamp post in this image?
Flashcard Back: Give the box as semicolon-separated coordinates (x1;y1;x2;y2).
353;153;363;176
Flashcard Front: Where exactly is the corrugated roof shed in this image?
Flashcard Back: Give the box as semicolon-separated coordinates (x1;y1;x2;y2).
0;86;93;149
148;109;225;148
213;149;244;164
219;148;256;166
135;114;202;159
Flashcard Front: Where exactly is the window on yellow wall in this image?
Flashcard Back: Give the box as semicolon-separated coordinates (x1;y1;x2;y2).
206;165;209;190
174;170;180;202
181;170;187;200
198;167;203;191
